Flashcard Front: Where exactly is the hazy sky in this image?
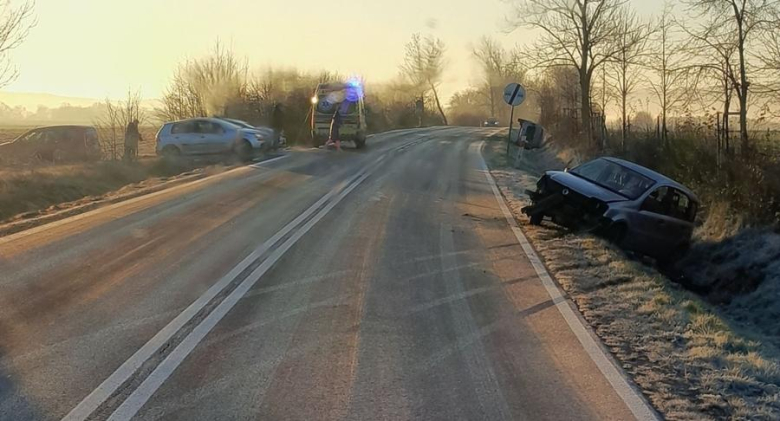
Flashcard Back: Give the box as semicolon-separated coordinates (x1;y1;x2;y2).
4;0;665;103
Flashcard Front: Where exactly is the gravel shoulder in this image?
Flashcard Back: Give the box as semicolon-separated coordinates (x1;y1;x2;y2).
483;139;780;420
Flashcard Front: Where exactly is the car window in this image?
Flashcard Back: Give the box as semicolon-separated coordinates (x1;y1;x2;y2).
18;129;42;143
571;159;655;200
207;122;225;134
171;121;195;134
192;120;222;134
85;128;98;143
39;129;57;143
670;189;696;222
641;187;695;222
57;128;77;144
525;125;537;139
641;186;670;216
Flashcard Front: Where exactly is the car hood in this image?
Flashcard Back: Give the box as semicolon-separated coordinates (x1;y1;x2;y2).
240;128;270;138
547;171;628;203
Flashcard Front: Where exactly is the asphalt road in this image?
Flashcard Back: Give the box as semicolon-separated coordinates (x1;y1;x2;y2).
0;128;653;421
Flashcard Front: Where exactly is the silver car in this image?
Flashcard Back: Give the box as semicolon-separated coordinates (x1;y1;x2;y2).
155;118;268;159
522;157;699;262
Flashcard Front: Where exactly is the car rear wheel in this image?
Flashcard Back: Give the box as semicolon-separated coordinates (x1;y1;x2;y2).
161;146;181;159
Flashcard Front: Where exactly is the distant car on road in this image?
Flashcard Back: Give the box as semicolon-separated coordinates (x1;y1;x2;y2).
522;157;699;263
156;118;269;160
482;117;500;127
0;125;100;163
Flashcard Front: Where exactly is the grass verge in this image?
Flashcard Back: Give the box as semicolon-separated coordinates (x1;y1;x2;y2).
483;139;780;420
0;158;226;225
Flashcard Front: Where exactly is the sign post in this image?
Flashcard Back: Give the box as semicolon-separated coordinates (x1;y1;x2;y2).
503;82;526;155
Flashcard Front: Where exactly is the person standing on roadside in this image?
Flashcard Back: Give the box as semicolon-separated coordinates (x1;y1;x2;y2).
270;103;284;149
326;106;342;151
124;119;141;161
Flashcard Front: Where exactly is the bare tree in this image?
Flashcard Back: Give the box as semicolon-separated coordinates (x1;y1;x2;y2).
157;42;247;121
684;0;780;154
0;1;34;88
401;34;448;125
472;37;527;121
681;12;740;154
95;89;146;160
647;3;692;148
512;0;625;144
157;67;207;121
535;66;582;142
607;8;652;151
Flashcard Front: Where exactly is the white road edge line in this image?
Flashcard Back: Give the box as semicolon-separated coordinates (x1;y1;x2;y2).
478;144;659;421
107;165;377;421
250;154;289;168
61;159;375;421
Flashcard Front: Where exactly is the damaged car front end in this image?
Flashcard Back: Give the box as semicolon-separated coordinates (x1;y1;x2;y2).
524;174;612;231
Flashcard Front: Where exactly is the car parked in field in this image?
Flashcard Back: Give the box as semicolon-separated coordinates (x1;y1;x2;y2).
0;125;100;163
156;118;268;159
522;157;699;262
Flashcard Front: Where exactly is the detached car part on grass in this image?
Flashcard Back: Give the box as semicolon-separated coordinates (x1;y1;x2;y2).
522;157;699;263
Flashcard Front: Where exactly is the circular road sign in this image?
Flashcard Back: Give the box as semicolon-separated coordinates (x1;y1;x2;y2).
503;83;526;107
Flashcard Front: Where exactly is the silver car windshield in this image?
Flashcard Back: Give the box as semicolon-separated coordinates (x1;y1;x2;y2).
570;159;655;200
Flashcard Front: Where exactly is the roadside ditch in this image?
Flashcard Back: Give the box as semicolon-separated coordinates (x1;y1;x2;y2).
483;137;780;420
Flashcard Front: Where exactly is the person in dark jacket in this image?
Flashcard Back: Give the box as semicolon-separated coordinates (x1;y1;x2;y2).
270;103;284;149
124;119;141;161
326;107;342;151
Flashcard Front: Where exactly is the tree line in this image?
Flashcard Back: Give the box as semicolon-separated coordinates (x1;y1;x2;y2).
510;0;780;155
499;0;780;225
144;37;453;146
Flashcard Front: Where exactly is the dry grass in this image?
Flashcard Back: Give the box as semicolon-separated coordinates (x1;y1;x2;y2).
483;138;780;420
0;158;220;223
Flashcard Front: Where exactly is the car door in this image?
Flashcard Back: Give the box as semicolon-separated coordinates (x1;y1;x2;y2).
201;121;232;153
627;186;669;254
631;186;680;254
170;120;204;154
36;128;59;160
665;188;696;246
54;127;78;161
